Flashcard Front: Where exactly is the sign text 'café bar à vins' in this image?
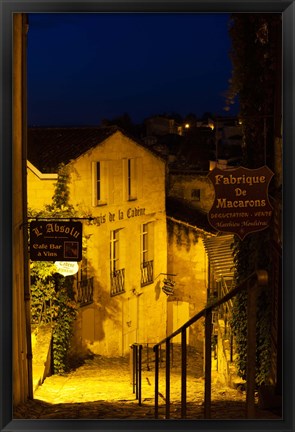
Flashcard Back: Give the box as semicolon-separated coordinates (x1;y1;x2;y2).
207;166;274;240
30;221;82;261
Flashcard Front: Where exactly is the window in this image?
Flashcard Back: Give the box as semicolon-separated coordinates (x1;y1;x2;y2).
124;158;137;201
96;162;101;201
92;161;108;206
110;229;120;272
140;223;154;286
191;188;201;201
110;229;125;296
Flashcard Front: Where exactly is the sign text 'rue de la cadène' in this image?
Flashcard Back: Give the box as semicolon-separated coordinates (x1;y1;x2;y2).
30;221;82;261
207;166;274;240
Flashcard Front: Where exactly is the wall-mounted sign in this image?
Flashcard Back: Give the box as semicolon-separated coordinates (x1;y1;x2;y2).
162;278;175;296
54;261;79;276
30;221;82;261
207;166;274;240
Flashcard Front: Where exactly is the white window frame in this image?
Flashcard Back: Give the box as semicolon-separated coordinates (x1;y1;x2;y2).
92;161;108;206
110;229;120;273
141;222;154;264
123;158;137;201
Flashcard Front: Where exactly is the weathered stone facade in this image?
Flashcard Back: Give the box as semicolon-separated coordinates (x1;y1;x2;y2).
168;172;215;213
27;130;168;356
27;161;57;211
166;218;209;346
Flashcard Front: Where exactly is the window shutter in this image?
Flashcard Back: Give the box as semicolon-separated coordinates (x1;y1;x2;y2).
136;157;143;199
108;160;114;205
122;158;128;201
91;161;97;207
148;222;154;261
101;160;108;203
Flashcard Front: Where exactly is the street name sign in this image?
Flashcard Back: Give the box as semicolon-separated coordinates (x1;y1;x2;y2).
30;221;82;261
207;166;274;240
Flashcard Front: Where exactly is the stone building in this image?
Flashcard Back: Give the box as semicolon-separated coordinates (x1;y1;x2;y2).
27;126;169;356
165;196;217;346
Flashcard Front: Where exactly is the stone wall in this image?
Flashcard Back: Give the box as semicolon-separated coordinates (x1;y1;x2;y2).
167;219;208;346
27;162;57;211
168;173;214;213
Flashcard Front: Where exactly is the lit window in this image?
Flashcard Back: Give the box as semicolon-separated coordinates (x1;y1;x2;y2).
140;223;154;286
92;161;108;206
110;229;120;272
124;158;137;201
110;229;125;296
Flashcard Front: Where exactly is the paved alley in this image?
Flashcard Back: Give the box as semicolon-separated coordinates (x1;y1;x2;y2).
13;345;281;420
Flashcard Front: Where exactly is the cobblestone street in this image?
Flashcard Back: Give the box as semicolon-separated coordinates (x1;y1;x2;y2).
13;346;281;421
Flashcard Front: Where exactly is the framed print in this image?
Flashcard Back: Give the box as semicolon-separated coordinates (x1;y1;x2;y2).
0;1;294;431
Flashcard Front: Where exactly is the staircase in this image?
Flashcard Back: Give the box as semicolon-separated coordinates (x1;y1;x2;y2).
132;270;269;419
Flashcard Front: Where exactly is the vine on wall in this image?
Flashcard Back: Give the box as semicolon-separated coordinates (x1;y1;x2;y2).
226;13;281;386
29;164;78;374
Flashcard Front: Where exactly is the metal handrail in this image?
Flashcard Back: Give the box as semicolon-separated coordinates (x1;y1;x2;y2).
130;344;143;405
153;270;268;419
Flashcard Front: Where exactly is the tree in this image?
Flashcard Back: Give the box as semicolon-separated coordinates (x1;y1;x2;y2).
225;13;282;386
225;13;281;169
101;112;134;132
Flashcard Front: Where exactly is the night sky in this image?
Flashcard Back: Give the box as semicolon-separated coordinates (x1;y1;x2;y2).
27;13;237;127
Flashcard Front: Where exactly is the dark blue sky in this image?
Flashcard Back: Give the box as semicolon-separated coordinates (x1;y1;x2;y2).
27;13;237;126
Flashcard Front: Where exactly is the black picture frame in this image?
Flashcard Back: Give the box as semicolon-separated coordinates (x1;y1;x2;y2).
1;1;294;432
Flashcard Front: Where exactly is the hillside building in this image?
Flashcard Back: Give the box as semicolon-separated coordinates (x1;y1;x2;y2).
28;127;169;356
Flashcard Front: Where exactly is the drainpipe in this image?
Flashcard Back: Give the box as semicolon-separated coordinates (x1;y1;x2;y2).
21;13;33;399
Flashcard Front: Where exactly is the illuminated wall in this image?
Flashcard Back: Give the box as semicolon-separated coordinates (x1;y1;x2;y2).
166;219;209;346
28;130;168;356
27;161;57;211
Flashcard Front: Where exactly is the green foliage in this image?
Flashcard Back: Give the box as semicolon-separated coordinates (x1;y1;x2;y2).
230;231;273;385
225;14;281;169
51;275;78;374
30;262;57;325
29;164;78;374
226;14;281;386
49;163;72;210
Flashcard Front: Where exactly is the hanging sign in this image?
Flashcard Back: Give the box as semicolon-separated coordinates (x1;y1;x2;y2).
30;221;82;261
54;261;79;276
162;278;175;296
207;166;274;240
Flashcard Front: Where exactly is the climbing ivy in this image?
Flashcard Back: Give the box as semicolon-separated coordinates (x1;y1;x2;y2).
226;14;281;386
230;231;272;385
29;163;78;374
51;274;78;374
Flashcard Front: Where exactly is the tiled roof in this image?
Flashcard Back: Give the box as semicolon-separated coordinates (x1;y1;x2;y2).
27;126;153;173
166;196;217;234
